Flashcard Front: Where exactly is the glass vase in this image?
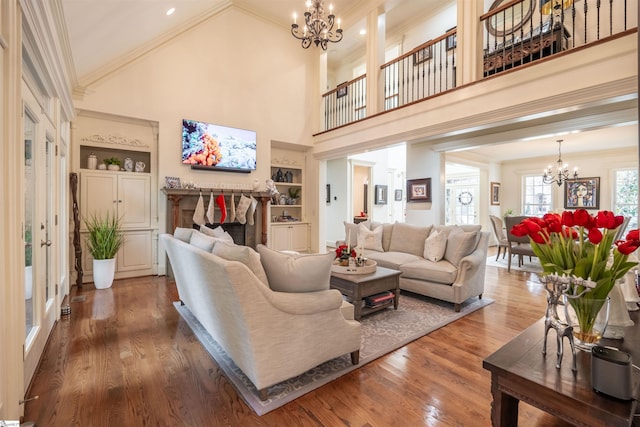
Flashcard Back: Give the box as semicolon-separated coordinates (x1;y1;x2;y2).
563;294;610;350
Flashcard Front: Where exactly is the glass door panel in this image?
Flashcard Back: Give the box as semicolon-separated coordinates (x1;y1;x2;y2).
24;112;36;338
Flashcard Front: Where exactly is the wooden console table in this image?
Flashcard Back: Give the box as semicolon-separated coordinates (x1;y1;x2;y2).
484;25;569;76
161;188;271;246
483;310;640;426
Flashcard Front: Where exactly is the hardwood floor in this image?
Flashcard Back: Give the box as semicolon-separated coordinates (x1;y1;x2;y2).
24;251;576;426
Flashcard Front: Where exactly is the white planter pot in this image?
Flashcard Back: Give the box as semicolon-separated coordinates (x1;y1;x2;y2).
93;258;116;289
25;265;33;300
107;164;120;171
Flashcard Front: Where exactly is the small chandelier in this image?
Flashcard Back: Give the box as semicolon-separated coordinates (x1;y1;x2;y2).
543;139;578;186
291;1;343;50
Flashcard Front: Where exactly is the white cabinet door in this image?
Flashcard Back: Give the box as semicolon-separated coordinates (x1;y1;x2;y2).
270;223;309;252
80;173;118;223
270;225;290;251
81;172;150;228
117;230;153;272
118;174;151;228
290;223;309;252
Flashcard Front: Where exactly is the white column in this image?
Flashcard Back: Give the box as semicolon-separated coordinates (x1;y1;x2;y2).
457;1;485;85
365;7;386;117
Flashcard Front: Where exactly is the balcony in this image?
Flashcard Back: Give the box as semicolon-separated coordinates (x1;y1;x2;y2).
320;0;636;133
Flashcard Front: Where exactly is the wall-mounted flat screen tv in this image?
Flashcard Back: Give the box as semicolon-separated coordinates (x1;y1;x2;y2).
182;119;256;173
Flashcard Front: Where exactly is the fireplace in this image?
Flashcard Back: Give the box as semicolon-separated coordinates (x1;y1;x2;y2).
162;188;271;249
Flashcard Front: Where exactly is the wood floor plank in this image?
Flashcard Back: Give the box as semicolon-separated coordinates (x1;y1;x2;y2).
24;251;580;426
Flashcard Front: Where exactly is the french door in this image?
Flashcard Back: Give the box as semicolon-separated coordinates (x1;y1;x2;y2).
445;174;479;225
23;81;58;385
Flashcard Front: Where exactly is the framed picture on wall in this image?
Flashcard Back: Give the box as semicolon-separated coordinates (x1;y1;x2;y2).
490;182;501;205
375;185;388;205
407;178;431;203
413;46;432;65
564;177;600;209
445;27;457;50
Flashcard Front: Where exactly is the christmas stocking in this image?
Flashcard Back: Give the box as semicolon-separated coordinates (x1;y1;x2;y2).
229;193;236;223
216;194;227;224
206;192;215;224
235;194;252;225
193;192;206;226
247;196;258;226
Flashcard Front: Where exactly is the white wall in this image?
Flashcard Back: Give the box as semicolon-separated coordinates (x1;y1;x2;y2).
405;143;443;226
73;7;317;270
325;158;349;245
501;147;638;215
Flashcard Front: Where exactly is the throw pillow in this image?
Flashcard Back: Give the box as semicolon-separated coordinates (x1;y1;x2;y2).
212;242;268;286
357;223;383;252
388;222;432;256
189;230;218;252
424;229;447;262
344;220;369;247
173;227;194;243
444;226;480;266
257;245;334;293
200;225;234;243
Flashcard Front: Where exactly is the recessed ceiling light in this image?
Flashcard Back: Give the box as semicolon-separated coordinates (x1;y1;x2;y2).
359;29;366;35
166;7;175;16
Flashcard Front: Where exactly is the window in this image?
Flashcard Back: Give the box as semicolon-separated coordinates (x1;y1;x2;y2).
613;169;638;233
522;175;552;216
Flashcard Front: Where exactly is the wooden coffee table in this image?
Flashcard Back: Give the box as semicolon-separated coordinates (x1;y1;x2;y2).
330;266;401;321
483;310;640;426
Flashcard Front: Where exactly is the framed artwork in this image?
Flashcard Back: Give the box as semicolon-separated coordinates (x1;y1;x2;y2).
394;189;403;201
490;182;501;205
375;185;388;205
164;176;182;189
407;178;431;203
413;46;432;65
446;27;457;50
336;85;348;98
564;177;600;209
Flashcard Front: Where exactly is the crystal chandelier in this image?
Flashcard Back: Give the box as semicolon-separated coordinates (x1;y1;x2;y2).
543;139;578;186
291;1;343;50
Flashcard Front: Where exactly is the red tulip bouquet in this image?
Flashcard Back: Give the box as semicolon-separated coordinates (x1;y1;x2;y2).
511;210;639;344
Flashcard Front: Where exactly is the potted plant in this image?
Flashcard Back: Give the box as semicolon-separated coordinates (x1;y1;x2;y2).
103;157;122;171
84;212;124;289
288;187;301;205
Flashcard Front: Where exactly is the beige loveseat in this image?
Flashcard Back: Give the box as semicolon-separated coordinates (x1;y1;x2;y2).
161;228;361;400
343;221;489;311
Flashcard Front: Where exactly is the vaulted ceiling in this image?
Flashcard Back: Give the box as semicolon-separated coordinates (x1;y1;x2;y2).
59;0;637;161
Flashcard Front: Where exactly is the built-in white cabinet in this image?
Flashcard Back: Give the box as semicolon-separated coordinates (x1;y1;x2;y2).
270;223;310;252
72;109;159;283
269;160;310;252
80;171;154;281
270;165;304;222
80;171;151;227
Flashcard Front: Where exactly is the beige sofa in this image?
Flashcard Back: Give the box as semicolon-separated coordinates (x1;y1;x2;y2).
343;221;489;311
161;228;361;400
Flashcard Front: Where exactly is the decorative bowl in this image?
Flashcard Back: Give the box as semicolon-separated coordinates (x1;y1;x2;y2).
331;259;377;275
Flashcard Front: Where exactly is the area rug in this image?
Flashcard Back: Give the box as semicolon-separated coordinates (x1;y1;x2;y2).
174;291;493;415
486;254;543;273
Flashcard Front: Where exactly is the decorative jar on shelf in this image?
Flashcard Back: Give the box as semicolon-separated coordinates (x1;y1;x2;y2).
87;153;97;170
